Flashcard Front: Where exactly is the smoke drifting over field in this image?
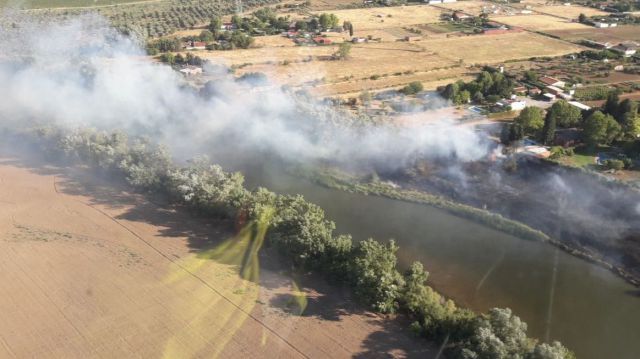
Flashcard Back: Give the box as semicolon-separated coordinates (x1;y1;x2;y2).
0;13;488;167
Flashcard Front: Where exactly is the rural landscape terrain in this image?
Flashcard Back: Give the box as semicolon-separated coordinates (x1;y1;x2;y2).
1;0;640;358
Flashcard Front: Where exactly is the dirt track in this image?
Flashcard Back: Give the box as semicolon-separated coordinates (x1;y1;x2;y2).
0;156;435;358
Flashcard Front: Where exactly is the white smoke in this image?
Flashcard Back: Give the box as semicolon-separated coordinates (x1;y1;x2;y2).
0;13;490;167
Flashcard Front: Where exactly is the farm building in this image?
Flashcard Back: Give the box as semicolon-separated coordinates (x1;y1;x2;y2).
543;93;556;101
405;36;421;41
611;42;638;57
540;76;566;88
528;87;542;96
545;85;564;96
351;37;367;43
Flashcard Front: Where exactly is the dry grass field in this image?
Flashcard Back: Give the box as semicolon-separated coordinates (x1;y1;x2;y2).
311;5;444;30
423;31;582;63
0;155;435;358
547;25;640;43
491;14;591;31
437;0;495;15
191;30;580;96
531;4;608;19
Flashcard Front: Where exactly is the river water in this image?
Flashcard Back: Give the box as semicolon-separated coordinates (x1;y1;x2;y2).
239;163;640;359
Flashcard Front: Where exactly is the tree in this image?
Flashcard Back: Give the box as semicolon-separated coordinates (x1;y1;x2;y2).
318;13;339;30
523;70;538;83
546;100;582;128
541;110;557;145
351;239;404;313
603;91;620;117
295;20;308;31
443;82;459;101
199;30;214;42
401;81;424;95
515;106;545;135
457;308;530;359
336;42;351;59
578;13;587;24
208;16;222;35
583;111;621;146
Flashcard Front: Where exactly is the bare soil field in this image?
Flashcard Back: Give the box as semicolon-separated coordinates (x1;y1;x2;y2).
311;5;444;30
304;0;359;11
531;4;608;19
0;155;435;358
491;14;591;31
547;25;640;43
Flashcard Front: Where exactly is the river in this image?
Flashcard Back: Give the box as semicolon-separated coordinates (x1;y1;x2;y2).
237;161;640;359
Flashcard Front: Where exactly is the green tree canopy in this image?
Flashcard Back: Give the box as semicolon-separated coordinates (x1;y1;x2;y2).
515;106;545;135
546;100;582;128
583;111;621;146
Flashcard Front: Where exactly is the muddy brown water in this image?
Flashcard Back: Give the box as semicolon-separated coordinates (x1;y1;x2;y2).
240;163;640;359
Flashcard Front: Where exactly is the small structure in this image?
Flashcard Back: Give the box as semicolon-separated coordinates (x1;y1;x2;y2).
442;0;457;3
543;93;556;101
568;101;591;111
453;11;471;21
405;36;421;42
185;41;207;50
221;22;235;31
351;37;367;43
179;66;203;76
495;99;526;111
528;87;542;96
313;37;332;45
513;85;527;94
517;145;551;158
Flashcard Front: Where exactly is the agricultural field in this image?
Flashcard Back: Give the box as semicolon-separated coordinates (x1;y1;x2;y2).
311;5;444;31
190;31;580;97
0;158;433;358
530;4;608;19
491;14;591;31
547;25;640;43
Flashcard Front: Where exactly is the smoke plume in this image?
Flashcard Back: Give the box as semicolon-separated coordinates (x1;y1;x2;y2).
0;13;489;168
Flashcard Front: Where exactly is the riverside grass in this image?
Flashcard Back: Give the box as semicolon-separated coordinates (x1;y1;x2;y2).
294;165;551;243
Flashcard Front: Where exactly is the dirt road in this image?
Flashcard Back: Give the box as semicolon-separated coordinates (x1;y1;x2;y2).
0;156;435;358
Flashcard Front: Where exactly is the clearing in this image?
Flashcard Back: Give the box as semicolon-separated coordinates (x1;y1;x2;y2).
0;154;435;358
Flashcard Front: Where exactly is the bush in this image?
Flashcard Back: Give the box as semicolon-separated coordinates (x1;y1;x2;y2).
604;159;624;170
400;81;424;95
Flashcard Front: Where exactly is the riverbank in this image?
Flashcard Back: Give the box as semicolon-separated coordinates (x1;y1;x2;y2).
296;164;640;287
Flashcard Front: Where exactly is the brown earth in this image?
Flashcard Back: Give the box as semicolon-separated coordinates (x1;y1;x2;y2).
0;155;437;358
